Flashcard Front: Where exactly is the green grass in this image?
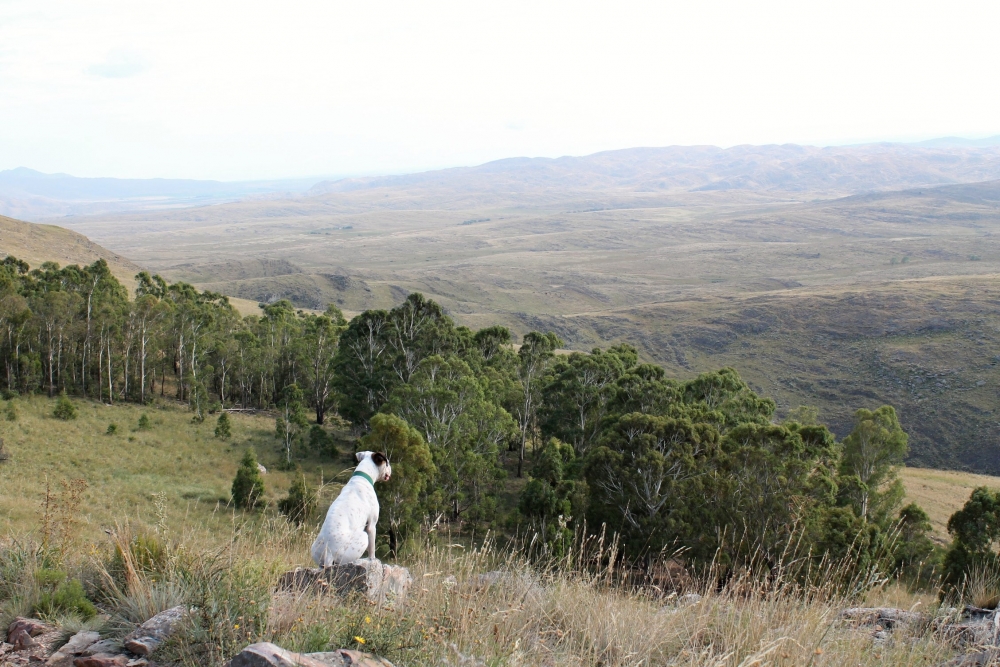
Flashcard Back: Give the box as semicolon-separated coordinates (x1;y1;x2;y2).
0;395;352;542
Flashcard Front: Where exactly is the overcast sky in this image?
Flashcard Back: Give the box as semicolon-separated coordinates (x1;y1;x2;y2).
1;0;998;180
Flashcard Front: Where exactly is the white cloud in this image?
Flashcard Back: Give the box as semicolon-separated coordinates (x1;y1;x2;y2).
0;0;998;180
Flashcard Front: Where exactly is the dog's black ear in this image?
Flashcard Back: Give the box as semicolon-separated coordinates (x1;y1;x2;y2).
372;452;387;466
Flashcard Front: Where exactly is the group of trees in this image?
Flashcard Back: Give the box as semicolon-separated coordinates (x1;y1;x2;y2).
0;257;347;422
0;256;950;580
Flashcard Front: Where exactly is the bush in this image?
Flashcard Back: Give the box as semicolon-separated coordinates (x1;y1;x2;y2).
307;424;330;453
52;395;77;421
138;414;151;431
4;400;16;422
278;471;317;525
231;449;265;511
33;570;96;620
106;423;118;435
214;412;232;440
0;389;16;401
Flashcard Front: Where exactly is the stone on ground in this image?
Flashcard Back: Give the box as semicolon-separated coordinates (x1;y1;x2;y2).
226;642;394;667
123;605;189;656
278;559;411;605
46;630;100;665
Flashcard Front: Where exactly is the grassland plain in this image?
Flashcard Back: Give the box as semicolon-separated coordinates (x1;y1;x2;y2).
59;178;1000;473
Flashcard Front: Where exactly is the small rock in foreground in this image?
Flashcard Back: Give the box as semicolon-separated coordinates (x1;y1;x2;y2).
278;559;411;605
226;642;394;667
72;655;131;667
123;605;189;656
47;630;101;665
7;617;48;646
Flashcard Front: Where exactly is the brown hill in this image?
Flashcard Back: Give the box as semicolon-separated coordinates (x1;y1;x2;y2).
0;214;142;285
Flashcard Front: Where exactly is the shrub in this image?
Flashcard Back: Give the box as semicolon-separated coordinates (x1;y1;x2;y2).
0;389;16;401
4;400;16;422
231;449;265;511
307;424;329;453
278;471;317;525
33;570;96;620
53;395;77;421
137;414;151;431
106;423;118;435
214;412;232;440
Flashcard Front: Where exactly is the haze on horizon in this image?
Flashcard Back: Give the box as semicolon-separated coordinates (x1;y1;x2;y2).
2;0;999;181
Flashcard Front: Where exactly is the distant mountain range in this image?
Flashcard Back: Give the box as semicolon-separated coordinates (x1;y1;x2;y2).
0;168;322;220
307;142;1000;204
8;137;1000;220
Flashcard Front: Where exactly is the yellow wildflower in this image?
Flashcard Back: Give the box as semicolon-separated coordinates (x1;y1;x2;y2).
354;636;366;644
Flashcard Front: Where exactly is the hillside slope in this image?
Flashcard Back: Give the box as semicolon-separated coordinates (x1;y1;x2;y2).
0;214;141;285
0;395;994;545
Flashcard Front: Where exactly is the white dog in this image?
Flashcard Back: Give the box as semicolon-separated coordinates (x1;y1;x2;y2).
311;451;392;566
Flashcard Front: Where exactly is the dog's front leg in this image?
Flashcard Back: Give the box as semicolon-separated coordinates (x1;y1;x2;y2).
366;522;376;560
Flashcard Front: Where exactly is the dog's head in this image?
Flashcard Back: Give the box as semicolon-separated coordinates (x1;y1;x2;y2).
356;450;392;482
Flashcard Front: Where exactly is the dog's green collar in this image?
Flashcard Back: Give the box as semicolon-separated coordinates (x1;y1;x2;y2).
352;470;374;486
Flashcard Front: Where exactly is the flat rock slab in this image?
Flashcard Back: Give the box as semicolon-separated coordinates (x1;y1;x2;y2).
226;642;394;667
123;605;189;656
81;640;122;657
47;631;101;665
278;560;411;605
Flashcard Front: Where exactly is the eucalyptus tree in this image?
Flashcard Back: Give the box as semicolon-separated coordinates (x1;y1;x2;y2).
333;309;391;427
386;354;515;520
838;405;908;525
301;305;347;424
513;331;561;476
540;344;637;454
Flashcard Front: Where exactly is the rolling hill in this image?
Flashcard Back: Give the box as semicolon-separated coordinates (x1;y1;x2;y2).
0;214;142;285
41;147;1000;473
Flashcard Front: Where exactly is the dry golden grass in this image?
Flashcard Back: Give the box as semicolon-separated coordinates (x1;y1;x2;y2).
0;518;962;667
901;467;1000;543
0;214;141;288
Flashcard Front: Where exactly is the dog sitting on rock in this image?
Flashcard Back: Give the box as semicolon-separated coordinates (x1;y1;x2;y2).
311;451;392;566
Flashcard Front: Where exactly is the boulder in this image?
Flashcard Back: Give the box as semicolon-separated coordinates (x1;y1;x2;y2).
226;642;394;667
46;631;100;665
123;605;189;656
278;560;411;605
